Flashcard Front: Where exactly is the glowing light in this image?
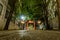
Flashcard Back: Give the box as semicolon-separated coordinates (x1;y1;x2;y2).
20;15;26;20
37;20;41;24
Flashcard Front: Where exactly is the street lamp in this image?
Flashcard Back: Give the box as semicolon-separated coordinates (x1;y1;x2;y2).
20;15;26;20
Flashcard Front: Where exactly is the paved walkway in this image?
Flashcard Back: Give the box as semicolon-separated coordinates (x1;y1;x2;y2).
0;30;60;40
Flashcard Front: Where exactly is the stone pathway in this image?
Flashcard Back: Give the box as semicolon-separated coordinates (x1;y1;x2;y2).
0;30;60;40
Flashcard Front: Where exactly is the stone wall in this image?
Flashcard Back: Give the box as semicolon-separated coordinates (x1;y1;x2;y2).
8;22;20;30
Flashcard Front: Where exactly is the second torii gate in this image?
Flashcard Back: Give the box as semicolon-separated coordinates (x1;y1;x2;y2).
26;20;36;30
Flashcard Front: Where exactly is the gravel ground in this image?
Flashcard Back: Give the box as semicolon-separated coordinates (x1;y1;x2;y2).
0;30;60;40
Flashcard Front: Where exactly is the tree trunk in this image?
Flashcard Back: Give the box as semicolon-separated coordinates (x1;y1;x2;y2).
44;9;50;30
4;11;13;30
43;0;50;30
56;0;60;30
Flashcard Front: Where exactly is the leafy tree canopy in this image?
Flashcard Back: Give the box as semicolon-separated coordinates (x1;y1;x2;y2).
14;0;49;21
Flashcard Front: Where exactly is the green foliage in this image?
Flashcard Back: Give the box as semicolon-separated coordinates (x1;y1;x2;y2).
21;0;44;20
14;0;50;20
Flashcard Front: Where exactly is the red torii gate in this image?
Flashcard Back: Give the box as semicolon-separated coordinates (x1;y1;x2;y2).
26;20;36;30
